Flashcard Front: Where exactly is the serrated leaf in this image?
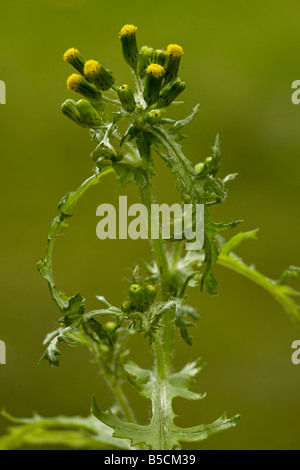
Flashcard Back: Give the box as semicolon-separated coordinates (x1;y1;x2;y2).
93;358;239;449
218;231;300;322
39;328;81;367
0;411;131;450
150;126;238;295
169;105;200;139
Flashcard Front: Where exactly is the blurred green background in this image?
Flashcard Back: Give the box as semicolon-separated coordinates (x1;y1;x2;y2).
0;0;299;450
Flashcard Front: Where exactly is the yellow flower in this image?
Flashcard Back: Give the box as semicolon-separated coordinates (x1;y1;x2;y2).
63;48;80;62
67;74;82;91
119;24;138;67
119;24;137;37
146;64;165;78
63;48;86;74
84;60;101;77
165;45;184;83
144;65;165;105
84;60;115;91
66;74;101;100
166;44;184;58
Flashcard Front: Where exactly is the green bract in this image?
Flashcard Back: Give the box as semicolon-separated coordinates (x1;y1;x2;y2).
1;24;299;452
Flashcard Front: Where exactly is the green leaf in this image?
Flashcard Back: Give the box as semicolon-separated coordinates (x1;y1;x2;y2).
219;229;259;256
92;359;239;449
150;126;239;295
169;104;200;140
38;168;114;313
217;231;300;323
39;328;81;367
0;411;131;450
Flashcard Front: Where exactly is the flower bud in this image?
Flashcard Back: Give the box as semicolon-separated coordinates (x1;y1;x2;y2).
103;321;117;334
100;344;109;354
164;44;184;83
121;300;134;313
153;49;168;67
194;162;205;174
138;46;154;77
157;78;186;108
63;48;86;75
143;285;157;306
84;60;115;91
119;24;138;67
129;284;145;310
76;99;102;127
143;64;165;106
117;84;136;112
67;73;101;100
145;109;163;125
61;99;88;127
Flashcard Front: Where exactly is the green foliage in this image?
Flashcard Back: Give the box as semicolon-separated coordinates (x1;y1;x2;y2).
92;359;239;449
0;411;131;450
1;25;299;451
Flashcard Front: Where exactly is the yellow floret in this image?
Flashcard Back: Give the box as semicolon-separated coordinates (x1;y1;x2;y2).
63;48;80;62
119;24;137;37
166;44;184;57
67;74;82;91
84;60;101;77
146;64;165;78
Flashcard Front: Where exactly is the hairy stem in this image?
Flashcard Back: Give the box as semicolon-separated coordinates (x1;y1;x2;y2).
137;135;176;449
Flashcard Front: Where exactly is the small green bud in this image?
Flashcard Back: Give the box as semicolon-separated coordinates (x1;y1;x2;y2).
143;64;165;106
194;162;205;174
129;284;145;310
121;300;134;313
119;24;139;67
157;78;186;108
67;74;101;100
138;46;154;77
100;344;109;354
84;60;115;91
61;99;88;127
164;44;184;84
145;109;163;125
103;321;117;334
117;84;136;112
63;48;86;75
143;285;157;306
76;99;102;127
153;49;168;67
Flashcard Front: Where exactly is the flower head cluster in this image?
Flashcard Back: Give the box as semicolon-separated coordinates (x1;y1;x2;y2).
61;25;186;151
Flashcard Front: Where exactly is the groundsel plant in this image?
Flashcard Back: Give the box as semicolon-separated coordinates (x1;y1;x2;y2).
1;24;300;451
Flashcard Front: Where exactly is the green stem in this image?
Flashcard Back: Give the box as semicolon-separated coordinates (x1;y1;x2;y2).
114;383;136;423
137;135;176;448
139;184;170;299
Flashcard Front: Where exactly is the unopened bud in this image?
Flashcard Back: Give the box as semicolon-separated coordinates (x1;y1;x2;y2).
76;99;102;127
138;46;154;77
117;84;136;112
157;78;186;108
121;300;134;313
146;109;163;125
143;285;157;306
194;162;205;174
61;99;88;127
153;49;168;67
129;284;145;310
103;321;117;334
